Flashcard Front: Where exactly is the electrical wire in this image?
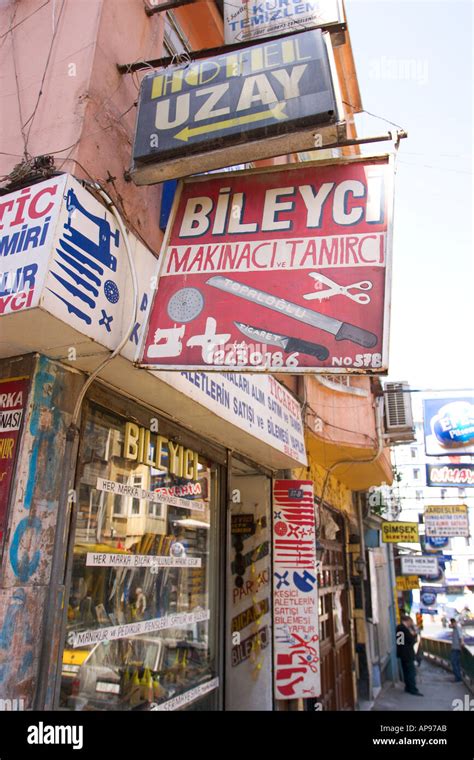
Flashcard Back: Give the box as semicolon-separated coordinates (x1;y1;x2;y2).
23;0;66;152
343;100;405;131
10;9;29;159
0;0;50;40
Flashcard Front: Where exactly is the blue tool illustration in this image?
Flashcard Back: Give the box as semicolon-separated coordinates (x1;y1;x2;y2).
64;188;119;271
48;186;121;329
293;571;317;593
275;571;290;589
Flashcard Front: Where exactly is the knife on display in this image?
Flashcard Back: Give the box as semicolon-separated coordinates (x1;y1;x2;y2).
234;322;329;361
207;276;378;349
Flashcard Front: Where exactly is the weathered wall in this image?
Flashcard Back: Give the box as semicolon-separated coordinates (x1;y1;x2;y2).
0;354;83;704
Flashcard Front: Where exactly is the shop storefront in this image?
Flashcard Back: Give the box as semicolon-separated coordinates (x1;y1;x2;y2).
60;385;227;711
0;176;308;711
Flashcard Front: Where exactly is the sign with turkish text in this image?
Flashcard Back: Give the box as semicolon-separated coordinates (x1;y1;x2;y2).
0;377;29;544
272;480;320;699
140;155;393;372
131;30;343;184
0;177;65;316
158;371;306;465
400;555;439;576
423;397;474;456
424;504;469;538
0;175;151;353
396;575;419;591
426;463;474;487
223;0;345;44
382;521;419;543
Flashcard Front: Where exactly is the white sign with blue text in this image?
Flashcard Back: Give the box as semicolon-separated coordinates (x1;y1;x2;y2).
224;0;344;44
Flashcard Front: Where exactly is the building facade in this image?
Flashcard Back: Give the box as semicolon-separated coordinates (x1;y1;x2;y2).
0;0;395;711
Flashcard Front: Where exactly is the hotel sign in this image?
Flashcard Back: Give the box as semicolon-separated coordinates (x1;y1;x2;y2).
131;29;344;184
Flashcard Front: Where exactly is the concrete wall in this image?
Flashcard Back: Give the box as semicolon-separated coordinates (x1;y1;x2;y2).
0;0;223;256
0;354;83;705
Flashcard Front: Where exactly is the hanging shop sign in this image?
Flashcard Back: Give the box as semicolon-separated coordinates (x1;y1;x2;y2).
157;371;307;465
425;536;450;550
419;607;438;616
96;478;205;512
140;155;394;373
272;480;320;699
131;29;345;184
426;463;474;487
423;504;470;538
0;175;152;353
400;555;439;576
68;609;210;649
224;0;345;44
423;397;474;456
396;575;419;591
0;376;29;545
381;522;419;543
151;677;219;711
420;587;438;607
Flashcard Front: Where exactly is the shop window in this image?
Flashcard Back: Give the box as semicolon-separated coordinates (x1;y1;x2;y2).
60;402;221;712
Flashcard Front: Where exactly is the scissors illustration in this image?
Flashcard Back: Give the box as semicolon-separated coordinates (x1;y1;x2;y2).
303;272;372;304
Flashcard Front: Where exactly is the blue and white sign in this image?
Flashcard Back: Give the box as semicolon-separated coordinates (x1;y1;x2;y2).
423;397;474;456
420;587;438;607
224;0;345;44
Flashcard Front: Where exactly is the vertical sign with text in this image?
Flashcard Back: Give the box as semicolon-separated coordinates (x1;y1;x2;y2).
0;377;29;545
272;479;320;699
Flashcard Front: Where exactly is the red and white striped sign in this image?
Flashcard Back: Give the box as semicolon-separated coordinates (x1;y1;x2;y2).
272;480;320;699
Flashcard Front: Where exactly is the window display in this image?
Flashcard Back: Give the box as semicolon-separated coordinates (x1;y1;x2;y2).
60;402;220;711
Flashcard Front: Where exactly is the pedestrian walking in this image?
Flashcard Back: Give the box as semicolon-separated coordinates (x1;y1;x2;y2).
449;617;464;682
396;614;423;696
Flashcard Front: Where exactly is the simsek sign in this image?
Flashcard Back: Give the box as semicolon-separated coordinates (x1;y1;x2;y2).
131;29;344;184
140;155;393;372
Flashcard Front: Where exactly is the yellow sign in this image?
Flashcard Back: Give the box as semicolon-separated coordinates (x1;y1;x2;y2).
123;422;199;481
424;504;467;515
396;576;419;591
382;521;419;543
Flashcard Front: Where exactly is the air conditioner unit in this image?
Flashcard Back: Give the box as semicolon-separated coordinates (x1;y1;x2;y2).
383;381;416;444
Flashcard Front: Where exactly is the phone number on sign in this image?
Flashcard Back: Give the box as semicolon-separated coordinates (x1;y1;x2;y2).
209;343;300;367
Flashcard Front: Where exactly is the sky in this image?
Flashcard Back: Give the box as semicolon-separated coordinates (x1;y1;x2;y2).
345;0;473;391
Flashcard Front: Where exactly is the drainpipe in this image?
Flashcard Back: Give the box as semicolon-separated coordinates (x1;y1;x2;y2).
386;542;400;683
33;186;139;710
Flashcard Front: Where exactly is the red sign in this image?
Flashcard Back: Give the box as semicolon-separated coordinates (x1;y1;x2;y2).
0;377;29;544
272;480;320;699
140;156;393;372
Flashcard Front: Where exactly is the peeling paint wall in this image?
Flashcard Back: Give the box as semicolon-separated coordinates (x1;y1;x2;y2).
0;354;83;705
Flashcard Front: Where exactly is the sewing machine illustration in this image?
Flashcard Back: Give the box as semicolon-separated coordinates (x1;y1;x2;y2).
47;185;121;326
63;188;119;272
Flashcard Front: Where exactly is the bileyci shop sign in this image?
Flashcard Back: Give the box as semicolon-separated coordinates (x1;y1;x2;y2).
140;155;394;373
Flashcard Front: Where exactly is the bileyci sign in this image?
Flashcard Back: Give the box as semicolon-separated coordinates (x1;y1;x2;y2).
131;29;345;184
140;155;394;373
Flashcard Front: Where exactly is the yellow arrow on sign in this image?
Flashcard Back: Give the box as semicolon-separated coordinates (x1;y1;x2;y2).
174;102;288;142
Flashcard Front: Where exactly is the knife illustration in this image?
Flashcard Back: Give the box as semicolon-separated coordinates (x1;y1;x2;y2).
206;276;378;349
234;322;329;360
